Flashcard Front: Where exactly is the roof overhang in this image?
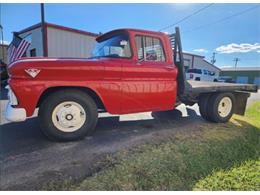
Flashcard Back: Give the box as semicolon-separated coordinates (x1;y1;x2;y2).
17;22;98;37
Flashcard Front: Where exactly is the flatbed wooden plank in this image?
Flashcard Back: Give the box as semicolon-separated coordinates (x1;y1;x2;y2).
185;80;258;94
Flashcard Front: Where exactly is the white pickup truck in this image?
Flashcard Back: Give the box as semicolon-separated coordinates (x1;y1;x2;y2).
186;68;218;82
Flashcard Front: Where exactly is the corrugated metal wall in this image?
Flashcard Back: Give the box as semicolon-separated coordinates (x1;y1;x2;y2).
47;27;96;58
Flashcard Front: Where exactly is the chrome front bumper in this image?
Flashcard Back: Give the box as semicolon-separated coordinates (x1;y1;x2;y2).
5;103;27;122
5;85;27;122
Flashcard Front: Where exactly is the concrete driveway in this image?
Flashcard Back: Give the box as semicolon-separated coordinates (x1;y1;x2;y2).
0;86;259;190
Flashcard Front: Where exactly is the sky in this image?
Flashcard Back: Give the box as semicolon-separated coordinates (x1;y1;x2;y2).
1;3;260;68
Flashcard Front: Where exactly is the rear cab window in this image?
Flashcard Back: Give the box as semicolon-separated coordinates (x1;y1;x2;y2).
187;69;202;74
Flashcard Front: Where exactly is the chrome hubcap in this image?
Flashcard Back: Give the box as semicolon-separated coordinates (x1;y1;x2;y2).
52;101;86;132
218;97;232;118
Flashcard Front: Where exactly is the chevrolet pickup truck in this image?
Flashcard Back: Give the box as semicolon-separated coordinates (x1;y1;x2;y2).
5;27;258;141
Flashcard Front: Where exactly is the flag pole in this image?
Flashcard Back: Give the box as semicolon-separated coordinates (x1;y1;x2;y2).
41;3;47;57
0;4;5;63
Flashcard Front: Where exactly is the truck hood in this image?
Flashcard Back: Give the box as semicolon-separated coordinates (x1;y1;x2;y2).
8;57;105;80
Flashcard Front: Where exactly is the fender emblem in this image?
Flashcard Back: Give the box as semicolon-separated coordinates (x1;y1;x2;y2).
25;69;41;78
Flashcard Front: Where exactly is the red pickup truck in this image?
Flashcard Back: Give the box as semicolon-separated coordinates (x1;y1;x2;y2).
5;27;257;141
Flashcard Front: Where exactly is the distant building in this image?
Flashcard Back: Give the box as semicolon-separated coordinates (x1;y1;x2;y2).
183;52;221;77
16;22;98;58
0;43;8;64
220;67;260;86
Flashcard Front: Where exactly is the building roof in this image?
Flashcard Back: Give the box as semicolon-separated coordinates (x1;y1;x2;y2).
221;67;260;71
183;52;205;58
17;22;99;37
172;50;221;71
203;59;221;71
0;44;8;47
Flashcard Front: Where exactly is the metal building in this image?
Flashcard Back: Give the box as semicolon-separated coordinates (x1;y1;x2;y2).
183;52;221;77
17;23;98;58
220;67;260;85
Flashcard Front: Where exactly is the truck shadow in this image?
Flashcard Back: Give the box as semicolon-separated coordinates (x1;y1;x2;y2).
1;107;202;158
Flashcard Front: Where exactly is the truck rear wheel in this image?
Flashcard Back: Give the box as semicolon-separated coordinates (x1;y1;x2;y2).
207;93;235;123
39;89;98;141
198;94;212;121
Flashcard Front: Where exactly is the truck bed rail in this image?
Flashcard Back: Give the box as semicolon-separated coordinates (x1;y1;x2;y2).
185;80;258;94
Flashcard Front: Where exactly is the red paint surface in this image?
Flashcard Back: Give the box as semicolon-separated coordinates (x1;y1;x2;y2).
8;29;178;117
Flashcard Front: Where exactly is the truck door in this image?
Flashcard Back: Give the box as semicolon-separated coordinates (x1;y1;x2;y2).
121;35;178;114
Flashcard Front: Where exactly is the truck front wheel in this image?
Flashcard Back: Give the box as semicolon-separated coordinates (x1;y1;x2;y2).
207;93;235;123
39;89;98;141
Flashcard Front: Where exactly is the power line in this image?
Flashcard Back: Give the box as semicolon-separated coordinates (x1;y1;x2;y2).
158;3;214;32
183;5;260;34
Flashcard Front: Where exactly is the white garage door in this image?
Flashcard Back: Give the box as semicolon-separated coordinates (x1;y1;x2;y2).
254;77;260;85
236;76;248;84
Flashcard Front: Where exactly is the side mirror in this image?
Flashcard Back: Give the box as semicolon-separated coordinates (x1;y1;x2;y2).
120;40;128;46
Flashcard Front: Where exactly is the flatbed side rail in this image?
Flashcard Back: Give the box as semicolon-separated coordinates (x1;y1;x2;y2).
185;80;258;94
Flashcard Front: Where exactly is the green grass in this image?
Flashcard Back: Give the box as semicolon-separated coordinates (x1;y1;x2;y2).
44;101;260;191
193;159;260;190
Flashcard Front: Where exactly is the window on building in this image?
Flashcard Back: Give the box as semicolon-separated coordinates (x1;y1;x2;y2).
30;48;37;57
135;35;165;62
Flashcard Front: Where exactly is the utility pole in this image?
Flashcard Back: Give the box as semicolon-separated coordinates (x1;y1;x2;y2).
41;3;47;57
233;58;240;68
0;25;4;62
0;4;5;63
211;52;217;65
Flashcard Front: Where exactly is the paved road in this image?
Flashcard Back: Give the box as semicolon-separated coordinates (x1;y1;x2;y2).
0;86;259;190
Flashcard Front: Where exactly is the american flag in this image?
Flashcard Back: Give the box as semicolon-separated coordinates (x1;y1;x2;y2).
7;33;31;65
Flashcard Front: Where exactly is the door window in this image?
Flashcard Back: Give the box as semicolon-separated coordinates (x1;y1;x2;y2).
135;36;165;62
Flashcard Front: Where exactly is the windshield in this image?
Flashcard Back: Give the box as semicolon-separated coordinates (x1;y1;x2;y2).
187;69;202;74
92;33;131;58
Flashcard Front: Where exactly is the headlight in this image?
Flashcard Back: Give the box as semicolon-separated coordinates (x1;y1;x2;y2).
6;85;18;106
